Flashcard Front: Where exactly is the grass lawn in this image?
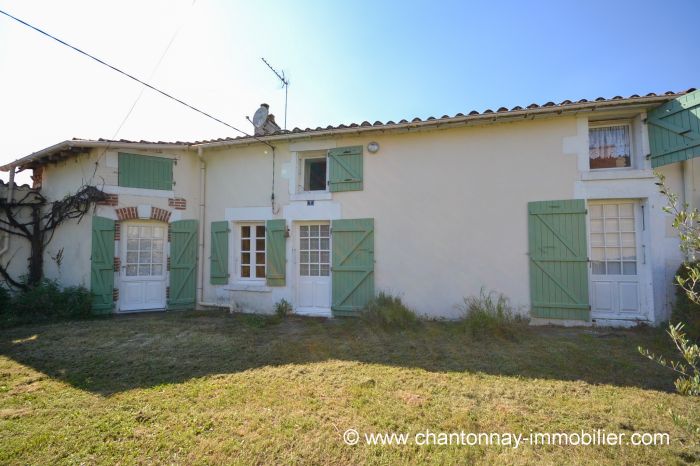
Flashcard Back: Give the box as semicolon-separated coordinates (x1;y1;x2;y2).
0;311;699;464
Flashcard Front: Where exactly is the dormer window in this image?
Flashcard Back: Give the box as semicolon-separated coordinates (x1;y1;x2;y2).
589;124;631;170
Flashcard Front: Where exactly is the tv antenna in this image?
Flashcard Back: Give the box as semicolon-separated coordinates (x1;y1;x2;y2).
261;57;289;130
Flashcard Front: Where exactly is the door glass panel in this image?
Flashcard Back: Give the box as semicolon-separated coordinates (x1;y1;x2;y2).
590;203;637;276
124;224;165;278
299;224;330;277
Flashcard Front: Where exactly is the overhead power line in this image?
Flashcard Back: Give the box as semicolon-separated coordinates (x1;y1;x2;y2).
0;8;272;146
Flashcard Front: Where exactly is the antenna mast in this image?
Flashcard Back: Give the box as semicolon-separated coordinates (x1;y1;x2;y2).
261;57;289;130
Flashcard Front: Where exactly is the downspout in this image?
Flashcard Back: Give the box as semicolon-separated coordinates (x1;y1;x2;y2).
0;166;16;256
196;147;207;308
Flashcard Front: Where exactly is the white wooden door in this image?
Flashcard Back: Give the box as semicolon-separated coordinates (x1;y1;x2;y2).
589;201;644;319
296;223;331;315
120;223;167;311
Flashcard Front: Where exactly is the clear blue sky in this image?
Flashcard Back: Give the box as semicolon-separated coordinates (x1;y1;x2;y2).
0;0;697;182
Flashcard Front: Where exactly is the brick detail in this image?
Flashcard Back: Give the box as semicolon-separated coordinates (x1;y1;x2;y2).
168;197;187;210
114;257;121;272
97;193;119;206
168;225;172;242
150;207;171;223
113;288;119;302
116;207;138;221
166;286;170;299
114;221;121;241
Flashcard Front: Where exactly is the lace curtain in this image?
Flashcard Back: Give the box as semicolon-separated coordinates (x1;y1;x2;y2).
589;126;630;159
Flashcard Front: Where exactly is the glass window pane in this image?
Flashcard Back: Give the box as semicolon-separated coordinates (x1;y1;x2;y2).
310;251;319;263
241;253;250;265
590;219;603;233
152;264;163;276
153;226;164;238
589;126;631;169
152;239;163;251
256;225;266;238
607;262;622;275
310;264;319;276
320;225;329;236
591;261;606;275
589;205;603;219
256;252;265;265
241;226;250;238
621;233;635;247
301;238;310;249
141;239;152;250
619;204;634;217
604;204;618;218
590;233;604;247
619;218;635;232
320;264;329;276
127;239;139;250
605;247;621;261
128;226;139;236
310;238;319;249
138;265;150;276
126;252;138;263
623;262;637;275
152;251;163;264
139;251;151;263
300;251;309;263
256;239;265;251
241;266;250;278
320;238;329;250
300;264;309;276
621;247;636;260
310;225;319;236
141;226;152;238
591;248;604;261
300;225;309;236
241;239;250;251
255;266;265;278
604;219;619;233
605;234;619;247
126;265;137;276
320;251;329;263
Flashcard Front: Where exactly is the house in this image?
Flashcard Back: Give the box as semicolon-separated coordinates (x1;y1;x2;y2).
1;89;699;326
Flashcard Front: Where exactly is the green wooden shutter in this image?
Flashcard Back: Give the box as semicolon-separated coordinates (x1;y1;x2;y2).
328;146;363;192
210;221;230;285
648;90;700;167
118;152;173;190
265;219;286;286
331;218;374;316
90;216;115;314
169;219;198;309
528;200;590;320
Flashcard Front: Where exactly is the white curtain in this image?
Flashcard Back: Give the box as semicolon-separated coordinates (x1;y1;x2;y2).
589;126;630;159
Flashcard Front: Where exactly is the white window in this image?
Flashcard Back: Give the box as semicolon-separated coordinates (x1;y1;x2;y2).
239;224;266;279
590;203;637;276
299;224;330;276
125;225;165;277
589;123;632;170
297;151;328;192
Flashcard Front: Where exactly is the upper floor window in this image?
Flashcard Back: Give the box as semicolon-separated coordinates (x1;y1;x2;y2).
297;151;328;193
589;124;631;170
118;152;173;190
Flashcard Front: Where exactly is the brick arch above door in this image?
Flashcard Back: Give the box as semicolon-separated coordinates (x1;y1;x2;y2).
116;205;172;223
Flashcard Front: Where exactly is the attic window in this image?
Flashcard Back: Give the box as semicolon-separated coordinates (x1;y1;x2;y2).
589;124;631;170
303;157;327;191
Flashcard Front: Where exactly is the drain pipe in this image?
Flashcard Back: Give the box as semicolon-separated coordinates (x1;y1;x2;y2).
196;147;207;308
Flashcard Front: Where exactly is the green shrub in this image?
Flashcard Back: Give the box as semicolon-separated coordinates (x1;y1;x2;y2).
458;288;527;339
1;280;92;327
639;322;700;396
274;299;293;318
0;285;12;314
673;263;700;340
361;292;419;329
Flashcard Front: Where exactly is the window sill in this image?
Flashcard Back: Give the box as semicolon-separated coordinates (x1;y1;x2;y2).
290;191;332;201
226;282;272;293
581;168;654;181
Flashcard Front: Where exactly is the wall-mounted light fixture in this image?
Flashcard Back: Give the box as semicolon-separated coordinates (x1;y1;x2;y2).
367;142;380;153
